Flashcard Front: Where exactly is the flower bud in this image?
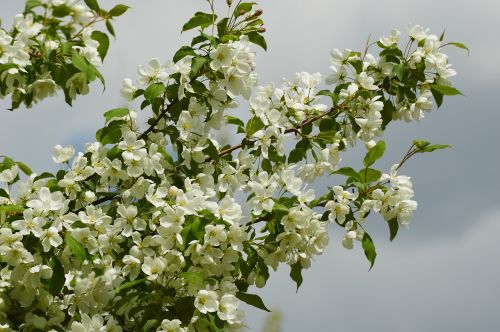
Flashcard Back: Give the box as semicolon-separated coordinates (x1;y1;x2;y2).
226;0;233;6
252;9;263;17
247;271;256;285
365;140;376;150
84;191;96;203
255;274;266;288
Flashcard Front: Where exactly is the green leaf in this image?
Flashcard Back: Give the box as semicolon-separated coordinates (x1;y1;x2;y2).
0;189;9;198
363;140;386;167
84;0;99;11
235;292;271;312
272;202;289;221
381;100;395;129
52;5;72;17
393;63;409;81
362;233;377;270
319;117;335;132
173;46;196;63
106;20;116;37
49;256;65;296
290;263;303;291
387;218;399;241
1;157;15;169
104;108;129;122
115;278;146;294
98;120;124;145
0;205;24;213
217;17;229;37
25;0;42;11
431;88;443;108
175;297;196;325
34;172;54;181
235;2;256;16
190;56;208;78
349;59;363;74
109;4;130;17
431;84;464;96
143;319;158;332
182;12;216;32
412;140;431;149
245;116;264;137
225;115;245;128
91;31;110;60
246;31;267;50
288;148;306;164
64;234;87;262
417;144;452;153
16;162;32;176
334;167;362;182
360;168;382;183
72;52;96;81
0;63;19;72
179;271;204;287
445;42;469;55
144;83;166;101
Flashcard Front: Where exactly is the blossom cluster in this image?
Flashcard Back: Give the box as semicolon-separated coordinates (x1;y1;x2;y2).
0;0;128;110
0;1;463;331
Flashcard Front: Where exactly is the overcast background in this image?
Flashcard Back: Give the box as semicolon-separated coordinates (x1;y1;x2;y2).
1;1;499;331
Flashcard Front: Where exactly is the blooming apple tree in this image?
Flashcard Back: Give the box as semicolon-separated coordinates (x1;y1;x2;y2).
0;0;466;331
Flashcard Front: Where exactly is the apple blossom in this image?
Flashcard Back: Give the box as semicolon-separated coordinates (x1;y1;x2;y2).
0;1;464;331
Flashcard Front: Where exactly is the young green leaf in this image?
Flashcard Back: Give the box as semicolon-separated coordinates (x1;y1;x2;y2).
84;0;99;11
143;319;158;332
109;4;130;17
363;140;386;167
104;108;129;122
235;2;256;16
190;56;208;77
179;272;204;288
245;116;264;137
106;20;116;37
72;52;96;81
98;120;124;145
431;84;464;96
225;115;245;128
16;162;32;176
115;278;146;294
64;234;87;262
417;144;452;153
182;12;216;32
173;46;197;63
0;205;24;213
334;167;362;182
144;83;166;101
444;42;469;55
393;63;409;81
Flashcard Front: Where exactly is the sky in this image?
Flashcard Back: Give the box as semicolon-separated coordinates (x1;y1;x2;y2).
1;1;499;331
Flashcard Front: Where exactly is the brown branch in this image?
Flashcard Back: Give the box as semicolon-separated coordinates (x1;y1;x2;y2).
215;101;347;160
139;99;178;140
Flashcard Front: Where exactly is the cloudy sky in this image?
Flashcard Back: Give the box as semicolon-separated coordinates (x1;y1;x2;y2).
1;1;499;331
